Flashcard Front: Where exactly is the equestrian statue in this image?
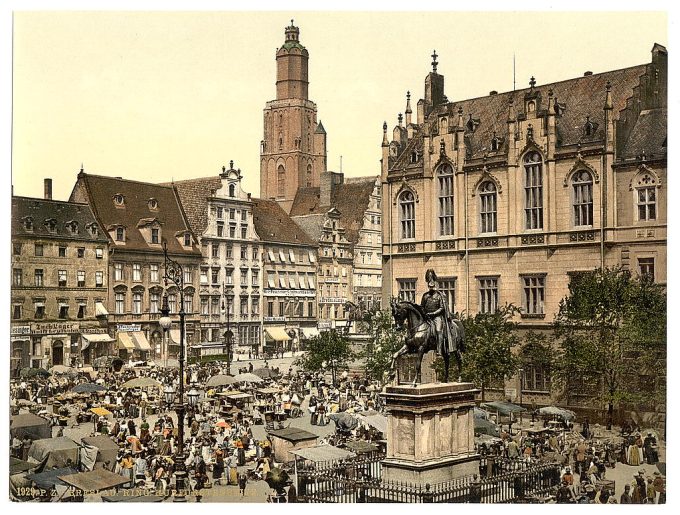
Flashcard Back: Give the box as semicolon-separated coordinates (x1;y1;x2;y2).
389;269;466;385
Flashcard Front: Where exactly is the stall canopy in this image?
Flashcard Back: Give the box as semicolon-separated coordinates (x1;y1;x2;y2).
81;333;114;351
356;412;388;434
265;327;291;342
58;469;130;492
27;467;78;489
81;435;119;468
10;457;38;475
291;444;356;463
117;332;135;350
475;418;501;437
269;427;317;443
28;437;80;470
343;440;379;455
11;413;52;440
481;401;527;416
95;302;109;317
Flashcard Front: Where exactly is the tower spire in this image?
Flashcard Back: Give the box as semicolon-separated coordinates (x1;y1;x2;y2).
431;50;439;73
405;91;412;126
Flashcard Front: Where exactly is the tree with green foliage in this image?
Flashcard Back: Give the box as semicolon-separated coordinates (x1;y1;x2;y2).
357;309;406;383
294;330;354;385
435;304;521;400
552;267;666;429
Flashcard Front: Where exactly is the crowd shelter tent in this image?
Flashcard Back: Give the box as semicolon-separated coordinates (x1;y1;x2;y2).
81;435;120;468
28;436;80;469
481;401;527;425
10;413;52;440
268;427;318;463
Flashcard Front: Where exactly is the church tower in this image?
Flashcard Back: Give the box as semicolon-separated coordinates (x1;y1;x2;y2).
260;21;327;213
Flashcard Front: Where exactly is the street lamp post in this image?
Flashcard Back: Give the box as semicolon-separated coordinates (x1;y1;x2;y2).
158;241;188;502
518;368;524;428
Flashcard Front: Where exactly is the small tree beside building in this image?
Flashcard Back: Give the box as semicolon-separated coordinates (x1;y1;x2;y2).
552;267;666;429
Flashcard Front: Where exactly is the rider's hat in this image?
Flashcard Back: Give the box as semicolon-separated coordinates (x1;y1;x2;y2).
425;269;437;284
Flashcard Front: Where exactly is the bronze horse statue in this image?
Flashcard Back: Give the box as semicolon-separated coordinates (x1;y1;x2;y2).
389;298;465;385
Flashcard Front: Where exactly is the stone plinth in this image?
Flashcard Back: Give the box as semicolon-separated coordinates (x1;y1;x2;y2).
381;382;480;484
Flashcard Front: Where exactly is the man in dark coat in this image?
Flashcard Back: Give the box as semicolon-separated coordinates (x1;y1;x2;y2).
420;269;458;357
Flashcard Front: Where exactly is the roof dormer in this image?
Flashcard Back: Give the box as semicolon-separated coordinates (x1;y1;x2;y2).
147;198;159;211
113;193;125;207
65;220;79;235
44;218;58;233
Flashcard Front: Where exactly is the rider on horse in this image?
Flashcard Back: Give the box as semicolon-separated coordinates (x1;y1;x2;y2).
421;269;457;358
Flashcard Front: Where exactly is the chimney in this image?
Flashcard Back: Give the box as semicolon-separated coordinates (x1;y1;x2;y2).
44;178;53;200
489;90;498;96
584;71;593;76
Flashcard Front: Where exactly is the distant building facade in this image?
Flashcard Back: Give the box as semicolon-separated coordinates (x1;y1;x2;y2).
171;163;263;357
381;45;667;414
11;181;112;371
70;171;203;362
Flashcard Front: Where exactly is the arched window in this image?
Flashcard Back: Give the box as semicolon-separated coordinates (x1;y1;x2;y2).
229;183;236;197
306;164;312;187
399;190;415;240
572;171;593;226
479;181;497;233
437;164;454;236
277;165;285;198
523;152;543;230
635;173;657;221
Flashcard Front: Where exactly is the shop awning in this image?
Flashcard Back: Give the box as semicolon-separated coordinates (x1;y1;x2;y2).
279;274;287;288
301;327;320;339
289;249;296;262
288;274;297;288
95;302;108;316
117;332;135;350
307;275;315;288
309;251;316;263
298;274;307;289
131;332;151;351
265;327;291;342
279;249;286;262
267;274;276;288
267;249;275;262
81;333;114;351
168;329;182;345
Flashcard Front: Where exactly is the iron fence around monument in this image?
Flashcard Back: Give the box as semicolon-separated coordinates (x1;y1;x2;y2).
297;458;561;503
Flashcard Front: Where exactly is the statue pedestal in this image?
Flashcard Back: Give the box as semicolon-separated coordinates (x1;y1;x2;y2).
381;382;480;484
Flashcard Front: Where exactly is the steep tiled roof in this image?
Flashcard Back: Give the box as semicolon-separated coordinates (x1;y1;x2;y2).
72;173;200;255
251;198;315;246
166;176;221;236
289;177;377;245
11;196;109;243
619;108;667;159
291;214;325;242
392;64;648;168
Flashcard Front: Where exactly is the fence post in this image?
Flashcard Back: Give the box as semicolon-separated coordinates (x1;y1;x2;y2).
469;474;482;503
422;483;434;503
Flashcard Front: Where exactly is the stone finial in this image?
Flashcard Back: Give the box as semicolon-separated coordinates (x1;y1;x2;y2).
229;160;234;170
529;76;536;89
431;50;438;73
382;121;389;146
405;91;412;114
398;113;403;126
604;80;613;110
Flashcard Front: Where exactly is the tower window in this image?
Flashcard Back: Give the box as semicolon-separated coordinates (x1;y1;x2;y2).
524;152;543;230
572;171;594;226
277;165;286;198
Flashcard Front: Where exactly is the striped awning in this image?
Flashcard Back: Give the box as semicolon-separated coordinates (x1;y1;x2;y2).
168;329;182;345
265;327;291;342
117;332;135;350
131;332;151;351
81;333;114;351
95;302;109;316
117;332;150;351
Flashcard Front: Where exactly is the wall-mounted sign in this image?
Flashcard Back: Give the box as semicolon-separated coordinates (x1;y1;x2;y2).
30;322;79;335
319;297;347;304
11;325;31;335
117;324;141;332
263;316;286;322
263;289;315;298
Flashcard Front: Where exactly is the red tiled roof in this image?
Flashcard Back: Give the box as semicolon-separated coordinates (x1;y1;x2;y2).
74;173;200;256
251;198;315;246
